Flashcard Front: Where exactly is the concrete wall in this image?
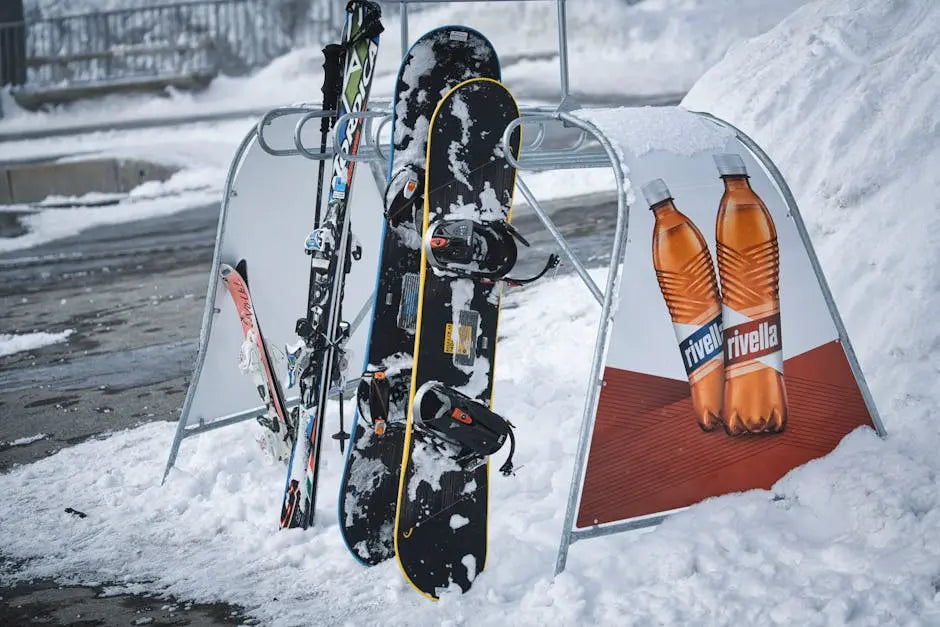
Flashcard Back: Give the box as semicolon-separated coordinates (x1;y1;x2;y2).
0;158;177;204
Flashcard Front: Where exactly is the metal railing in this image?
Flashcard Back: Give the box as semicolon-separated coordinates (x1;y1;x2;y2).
0;0;343;90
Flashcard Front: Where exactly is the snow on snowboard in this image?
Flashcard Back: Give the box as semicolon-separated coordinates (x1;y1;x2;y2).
339;27;500;565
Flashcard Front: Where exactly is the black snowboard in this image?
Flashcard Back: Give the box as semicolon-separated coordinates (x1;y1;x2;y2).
338;26;500;566
395;78;521;599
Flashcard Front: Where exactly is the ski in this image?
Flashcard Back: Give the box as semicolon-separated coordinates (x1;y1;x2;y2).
338;26;501;566
280;0;383;530
219;260;294;463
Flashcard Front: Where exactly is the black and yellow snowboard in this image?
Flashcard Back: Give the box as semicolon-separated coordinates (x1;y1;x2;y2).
395;78;522;599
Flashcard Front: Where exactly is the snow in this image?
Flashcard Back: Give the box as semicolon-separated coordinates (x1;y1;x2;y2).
682;0;939;440
1;0;938;624
1;433;49;447
0;329;74;357
377;0;814;100
578;106;732;161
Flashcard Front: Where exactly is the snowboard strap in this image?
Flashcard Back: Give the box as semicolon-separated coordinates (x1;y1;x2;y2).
385;164;424;227
493;253;561;287
356;370;391;435
498;425;517;476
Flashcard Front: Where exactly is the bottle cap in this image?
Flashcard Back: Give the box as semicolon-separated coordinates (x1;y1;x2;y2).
713;153;748;176
641;179;672;208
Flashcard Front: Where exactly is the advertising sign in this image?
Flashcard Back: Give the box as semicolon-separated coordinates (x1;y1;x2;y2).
573;112;880;530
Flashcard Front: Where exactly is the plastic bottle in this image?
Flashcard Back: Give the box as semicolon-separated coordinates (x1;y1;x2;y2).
645;179;723;431
713;153;787;434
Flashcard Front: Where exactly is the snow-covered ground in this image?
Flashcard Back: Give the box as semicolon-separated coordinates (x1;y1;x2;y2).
2;0;938;624
0;329;73;357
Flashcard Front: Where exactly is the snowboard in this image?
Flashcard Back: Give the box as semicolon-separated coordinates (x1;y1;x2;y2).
281;0;383;530
219;260;294;463
394;78;522;599
338;27;500;565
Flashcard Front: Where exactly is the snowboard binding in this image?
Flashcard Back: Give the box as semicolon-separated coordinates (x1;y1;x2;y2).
385;164;423;227
357;369;391;436
412;381;516;476
423;217;560;286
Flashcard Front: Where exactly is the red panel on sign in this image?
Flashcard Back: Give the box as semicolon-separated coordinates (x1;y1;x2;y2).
576;340;875;528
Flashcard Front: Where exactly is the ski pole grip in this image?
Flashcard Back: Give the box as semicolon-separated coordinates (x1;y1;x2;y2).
320;43;345;131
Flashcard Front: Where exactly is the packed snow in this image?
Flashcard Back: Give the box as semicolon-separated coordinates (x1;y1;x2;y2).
0;329;74;357
0;433;48;448
1;0;939;624
380;0;813;99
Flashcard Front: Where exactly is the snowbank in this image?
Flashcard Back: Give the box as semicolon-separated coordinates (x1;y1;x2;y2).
377;0;810;99
0;117;250;253
0;329;73;357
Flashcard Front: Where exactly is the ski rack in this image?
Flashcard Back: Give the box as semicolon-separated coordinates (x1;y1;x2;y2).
247;0;629;564
166;0;588;483
255;102;611;306
163;112;376;483
166;0;885;594
256;101;885;578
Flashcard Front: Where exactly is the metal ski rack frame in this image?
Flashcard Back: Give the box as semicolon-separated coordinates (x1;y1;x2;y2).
162;109;374;483
169;0;617;536
167;0;884;594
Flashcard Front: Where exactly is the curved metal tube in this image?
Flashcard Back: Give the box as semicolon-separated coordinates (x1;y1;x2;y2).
163;125;261;483
503;111;633;575
504;115;607;171
545;111;631;576
332;109;393;163
523;120;547;151
568;129;588;151
502;114;557;170
256;106;323;157
372;113;395;164
294;109;342;161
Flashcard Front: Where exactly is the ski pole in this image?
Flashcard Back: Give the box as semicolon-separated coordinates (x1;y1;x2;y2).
314;43;345;228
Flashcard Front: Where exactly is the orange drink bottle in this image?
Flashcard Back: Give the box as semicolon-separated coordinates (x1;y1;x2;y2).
645;179;723;431
713;153;787;434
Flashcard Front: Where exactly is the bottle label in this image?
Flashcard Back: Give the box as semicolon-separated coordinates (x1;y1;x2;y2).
723;307;783;374
674;314;723;378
